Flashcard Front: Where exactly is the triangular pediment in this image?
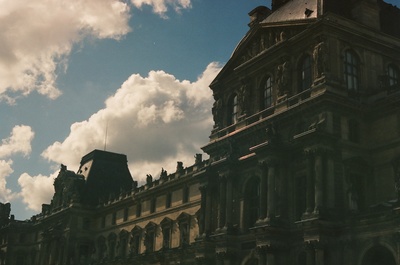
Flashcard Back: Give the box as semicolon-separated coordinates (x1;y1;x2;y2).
211;24;311;86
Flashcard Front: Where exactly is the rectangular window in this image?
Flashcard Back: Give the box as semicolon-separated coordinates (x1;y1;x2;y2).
166;193;172;209
150;198;156;213
111;212;116;225
136;203;141;218
123;208;129;222
182;187;189;203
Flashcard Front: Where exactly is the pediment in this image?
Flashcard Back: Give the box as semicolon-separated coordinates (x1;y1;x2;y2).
233;26;307;68
212;24;310;87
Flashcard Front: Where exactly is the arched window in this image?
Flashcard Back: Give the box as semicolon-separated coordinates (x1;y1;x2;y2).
344;50;359;92
244;177;260;228
118;230;129;258
130;226;142;255
388;64;399;88
160;218;173;250
107;233;117;259
261;75;273;109
300;55;312;92
228;94;238;125
177;213;191;247
361;245;396;265
144;223;157;253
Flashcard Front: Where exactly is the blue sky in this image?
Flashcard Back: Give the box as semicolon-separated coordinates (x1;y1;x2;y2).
0;0;398;220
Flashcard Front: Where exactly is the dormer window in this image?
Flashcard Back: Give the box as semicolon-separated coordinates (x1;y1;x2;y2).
261;75;273;109
344;50;360;92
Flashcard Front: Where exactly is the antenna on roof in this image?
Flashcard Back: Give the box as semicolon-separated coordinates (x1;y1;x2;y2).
104;121;108;151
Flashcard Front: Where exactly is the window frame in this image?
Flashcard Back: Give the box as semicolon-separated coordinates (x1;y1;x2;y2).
299;55;312;92
343;50;360;92
388;64;399;88
228;93;238;125
261;75;273;109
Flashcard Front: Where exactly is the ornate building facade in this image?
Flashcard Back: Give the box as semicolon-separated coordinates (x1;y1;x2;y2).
1;0;400;264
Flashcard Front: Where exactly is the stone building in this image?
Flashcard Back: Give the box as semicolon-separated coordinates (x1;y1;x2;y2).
1;0;400;264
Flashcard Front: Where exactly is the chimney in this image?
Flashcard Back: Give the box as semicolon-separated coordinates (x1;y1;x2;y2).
272;0;290;11
248;6;271;27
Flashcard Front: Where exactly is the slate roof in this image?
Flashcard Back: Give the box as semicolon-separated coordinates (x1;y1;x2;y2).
262;0;318;24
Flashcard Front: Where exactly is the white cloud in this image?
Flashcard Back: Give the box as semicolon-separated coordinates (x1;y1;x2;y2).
0;159;15;202
0;125;35;158
42;62;221;183
131;0;191;17
0;0;131;103
0;125;34;202
18;172;56;212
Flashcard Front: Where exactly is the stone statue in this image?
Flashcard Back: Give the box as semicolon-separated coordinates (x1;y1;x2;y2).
132;181;138;190
313;41;328;80
212;99;222;128
160;168;168;180
194;154;202;165
276;60;291;97
176;161;184;172
239;81;250;115
146;175;153;186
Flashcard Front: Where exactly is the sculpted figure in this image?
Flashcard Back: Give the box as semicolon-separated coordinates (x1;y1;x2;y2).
176;161;184;172
313;41;328;79
212;99;222;128
146;174;153;186
160;168;168;180
276;61;291;97
239;81;250;115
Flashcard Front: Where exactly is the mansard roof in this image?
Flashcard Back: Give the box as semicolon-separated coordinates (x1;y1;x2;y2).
262;0;318;24
78;149;134;205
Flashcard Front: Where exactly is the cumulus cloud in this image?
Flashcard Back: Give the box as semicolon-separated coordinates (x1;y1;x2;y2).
0;125;35;158
18;172;56;211
0;0;131;103
131;0;191;17
42;62;221;183
0;160;15;202
0;0;193;103
0;125;34;202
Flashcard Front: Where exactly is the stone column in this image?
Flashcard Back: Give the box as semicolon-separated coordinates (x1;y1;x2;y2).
305;151;315;215
306;242;316;265
257;246;267;265
314;150;324;214
218;176;227;229
199;185;207;236
314;242;325;265
266;246;276;265
205;186;212;235
225;176;233;229
266;161;276;221
259;162;268;220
